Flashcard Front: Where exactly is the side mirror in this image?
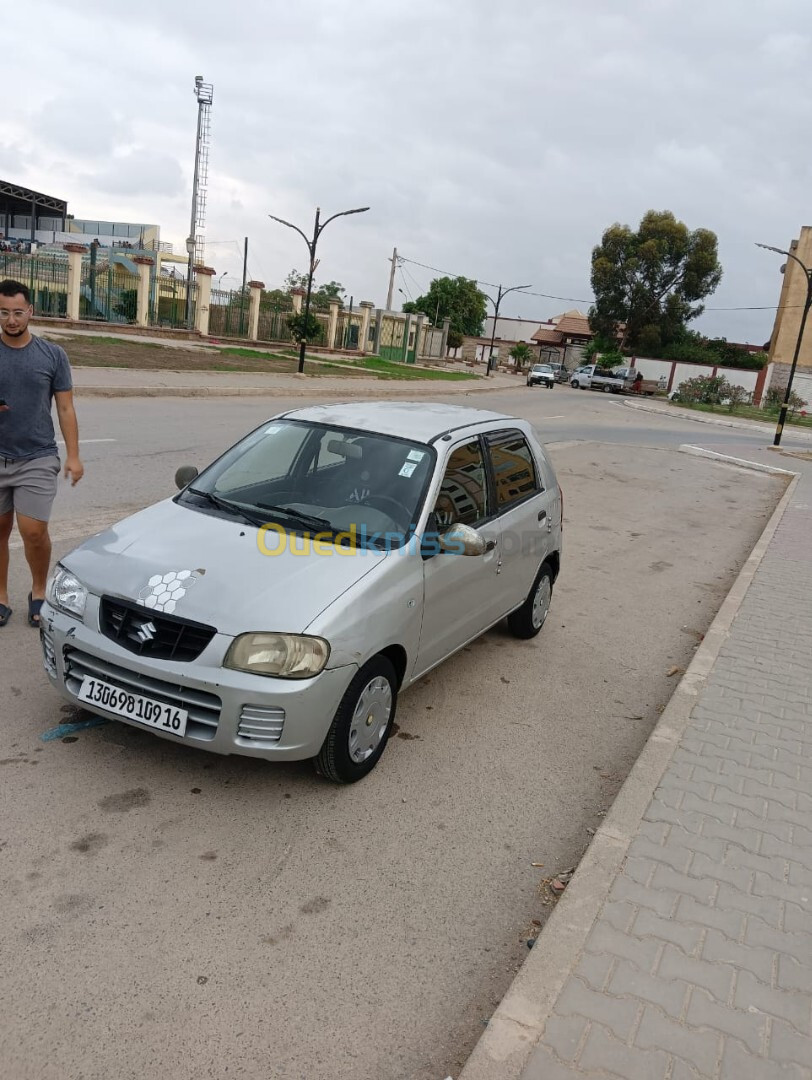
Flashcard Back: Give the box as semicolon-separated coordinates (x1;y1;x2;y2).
438;523;487;557
175;465;199;490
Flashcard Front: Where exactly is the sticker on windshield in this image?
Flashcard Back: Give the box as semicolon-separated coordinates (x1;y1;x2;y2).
399;462;418;478
137;569;200;614
406;450;425;463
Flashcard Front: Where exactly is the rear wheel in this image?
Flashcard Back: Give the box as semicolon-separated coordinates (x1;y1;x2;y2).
315;656;398;783
507;563;553;640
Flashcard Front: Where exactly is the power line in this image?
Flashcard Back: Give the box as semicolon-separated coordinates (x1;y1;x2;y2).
397;254;592;304
398;254;789;313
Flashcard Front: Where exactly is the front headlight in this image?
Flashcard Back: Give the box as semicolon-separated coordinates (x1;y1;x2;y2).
46;565;88;619
224;633;330;679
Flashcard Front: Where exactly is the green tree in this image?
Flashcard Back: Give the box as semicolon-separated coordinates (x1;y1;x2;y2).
403;276;487;338
287;310;322;345
589;210;722;352
283;269;346;312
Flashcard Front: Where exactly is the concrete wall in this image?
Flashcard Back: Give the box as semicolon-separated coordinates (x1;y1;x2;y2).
767;225;812;373
624;356;771;403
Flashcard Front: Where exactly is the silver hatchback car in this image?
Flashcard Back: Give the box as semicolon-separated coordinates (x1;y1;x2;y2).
42;403;563;782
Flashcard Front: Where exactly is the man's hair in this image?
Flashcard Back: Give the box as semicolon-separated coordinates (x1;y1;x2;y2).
0;279;32;304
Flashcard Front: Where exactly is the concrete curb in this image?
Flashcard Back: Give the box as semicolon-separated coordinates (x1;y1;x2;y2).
457;461;800;1080
621;398;812;441
72;382;518;400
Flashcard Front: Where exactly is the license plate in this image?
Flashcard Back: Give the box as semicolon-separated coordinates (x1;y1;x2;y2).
78;676;188;736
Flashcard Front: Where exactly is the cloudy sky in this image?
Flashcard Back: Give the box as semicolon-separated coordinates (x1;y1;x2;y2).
5;0;811;342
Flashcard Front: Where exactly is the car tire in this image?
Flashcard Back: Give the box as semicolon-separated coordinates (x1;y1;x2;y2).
603;384;612;393
507;563;553;640
315;656;398;783
571;380;579;389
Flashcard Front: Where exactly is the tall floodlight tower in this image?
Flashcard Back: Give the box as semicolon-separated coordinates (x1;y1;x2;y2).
185;75;214;329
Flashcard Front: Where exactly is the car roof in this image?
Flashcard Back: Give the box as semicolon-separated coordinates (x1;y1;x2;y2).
278;401;522;444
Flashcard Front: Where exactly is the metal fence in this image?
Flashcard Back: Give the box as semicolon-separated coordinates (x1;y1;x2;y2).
0;253;70;317
209;287;251;338
150;275;197;329
79;260;139;322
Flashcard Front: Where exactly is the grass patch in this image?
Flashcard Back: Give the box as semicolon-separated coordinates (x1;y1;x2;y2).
672;400;812;428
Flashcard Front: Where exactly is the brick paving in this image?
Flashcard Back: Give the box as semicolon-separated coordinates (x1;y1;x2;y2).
520;465;812;1079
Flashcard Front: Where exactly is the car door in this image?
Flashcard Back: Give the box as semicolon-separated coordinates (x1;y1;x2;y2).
414;437;502;677
483;428;556;613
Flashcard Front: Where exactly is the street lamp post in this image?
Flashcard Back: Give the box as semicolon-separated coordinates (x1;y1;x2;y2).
482;283;531;375
268;205;369;373
756;242;812;447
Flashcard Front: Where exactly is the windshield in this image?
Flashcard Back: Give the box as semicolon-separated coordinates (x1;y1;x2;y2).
178;419;436;548
534;365;553;372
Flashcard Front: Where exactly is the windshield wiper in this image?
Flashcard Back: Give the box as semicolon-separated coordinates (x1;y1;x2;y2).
186;487;269;527
256;503;334;532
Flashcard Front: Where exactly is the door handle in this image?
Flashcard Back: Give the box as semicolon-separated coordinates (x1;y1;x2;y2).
485;539;497;552
537;510;547;522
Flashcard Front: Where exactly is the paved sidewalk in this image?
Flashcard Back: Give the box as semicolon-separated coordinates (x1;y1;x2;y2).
67;365;520;398
461;458;812;1080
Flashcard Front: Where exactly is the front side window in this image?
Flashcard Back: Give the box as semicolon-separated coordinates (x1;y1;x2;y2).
433;440;488;528
486;430;540;511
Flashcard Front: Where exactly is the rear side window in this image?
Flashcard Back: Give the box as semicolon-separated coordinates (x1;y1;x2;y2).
486;430;541;510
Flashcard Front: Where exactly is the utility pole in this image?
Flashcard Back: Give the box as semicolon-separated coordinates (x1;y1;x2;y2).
386;247;398;311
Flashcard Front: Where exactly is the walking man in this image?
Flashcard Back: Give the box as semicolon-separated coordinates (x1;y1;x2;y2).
0;279;83;628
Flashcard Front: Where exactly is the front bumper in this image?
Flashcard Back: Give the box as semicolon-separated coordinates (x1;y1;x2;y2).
527;377;554;387
39;601;358;761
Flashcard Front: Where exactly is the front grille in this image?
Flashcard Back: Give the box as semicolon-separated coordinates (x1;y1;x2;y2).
100;596;216;662
237;705;285;746
64;647;221;740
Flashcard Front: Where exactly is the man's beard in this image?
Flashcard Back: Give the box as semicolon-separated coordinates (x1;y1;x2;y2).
2;326;27;335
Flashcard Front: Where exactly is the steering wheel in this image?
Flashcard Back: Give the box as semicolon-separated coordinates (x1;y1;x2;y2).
360;494;409;524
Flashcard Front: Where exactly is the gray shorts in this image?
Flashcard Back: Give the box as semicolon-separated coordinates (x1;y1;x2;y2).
0;455;61;522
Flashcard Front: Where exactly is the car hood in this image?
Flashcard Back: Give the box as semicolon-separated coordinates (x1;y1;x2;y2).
62;498;388;636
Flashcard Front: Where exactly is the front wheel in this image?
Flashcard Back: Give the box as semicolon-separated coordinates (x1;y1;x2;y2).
315;656;398;783
571;380;579;389
507;563;553;640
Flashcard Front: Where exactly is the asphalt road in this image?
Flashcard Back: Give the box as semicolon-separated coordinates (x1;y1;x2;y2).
0;383;792;1080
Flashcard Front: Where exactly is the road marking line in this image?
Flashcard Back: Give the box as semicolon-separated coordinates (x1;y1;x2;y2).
57;438;117;445
679;445;797;475
538;415;565;420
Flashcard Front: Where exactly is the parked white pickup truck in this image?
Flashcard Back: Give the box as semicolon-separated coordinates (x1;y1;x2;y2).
570;365;635;393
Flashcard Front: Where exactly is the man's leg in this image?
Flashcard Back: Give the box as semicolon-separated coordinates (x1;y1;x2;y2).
0;509;14;610
17;513;52;607
12;456;60;624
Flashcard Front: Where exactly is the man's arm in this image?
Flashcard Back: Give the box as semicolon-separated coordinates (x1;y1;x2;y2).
54;389;84;485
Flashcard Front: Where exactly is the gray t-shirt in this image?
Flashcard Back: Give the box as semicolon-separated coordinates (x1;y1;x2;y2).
0;335;73;461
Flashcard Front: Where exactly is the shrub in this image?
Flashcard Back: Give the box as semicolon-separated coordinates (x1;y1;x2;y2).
673;374;732;405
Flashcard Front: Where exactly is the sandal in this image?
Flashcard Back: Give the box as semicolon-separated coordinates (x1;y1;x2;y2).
28;593;44;629
0;604;11;627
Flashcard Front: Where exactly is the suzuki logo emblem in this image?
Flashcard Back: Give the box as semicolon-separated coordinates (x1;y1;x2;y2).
135;620;157;643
